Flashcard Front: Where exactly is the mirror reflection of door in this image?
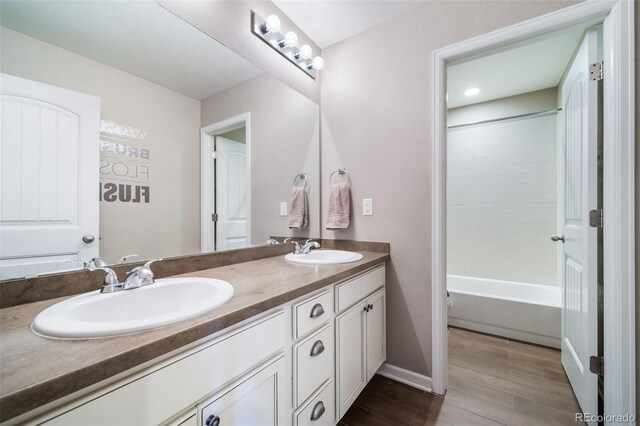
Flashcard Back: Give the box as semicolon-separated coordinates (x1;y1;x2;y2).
214;130;247;251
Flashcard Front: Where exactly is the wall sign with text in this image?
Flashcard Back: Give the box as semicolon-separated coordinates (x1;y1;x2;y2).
99;119;151;203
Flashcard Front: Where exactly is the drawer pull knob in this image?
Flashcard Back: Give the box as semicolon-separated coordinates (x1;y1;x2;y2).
310;340;325;357
310;303;325;318
310;401;326;421
205;414;220;426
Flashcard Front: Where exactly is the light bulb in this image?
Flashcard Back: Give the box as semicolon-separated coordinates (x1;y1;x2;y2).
298;44;312;60
311;56;324;70
464;87;480;97
264;15;281;33
283;31;298;48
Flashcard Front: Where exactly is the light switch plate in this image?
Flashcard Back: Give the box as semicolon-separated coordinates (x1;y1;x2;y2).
363;198;373;216
280;202;288;216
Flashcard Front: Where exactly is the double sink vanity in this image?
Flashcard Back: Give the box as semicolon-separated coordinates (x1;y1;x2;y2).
0;242;389;425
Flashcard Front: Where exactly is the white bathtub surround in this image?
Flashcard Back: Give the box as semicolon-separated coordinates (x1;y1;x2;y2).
447;113;558;286
447;274;561;348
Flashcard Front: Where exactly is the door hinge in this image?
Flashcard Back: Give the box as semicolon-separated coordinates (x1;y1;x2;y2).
590;61;603;81
589;355;604;376
589;209;603;228
211;213;218;222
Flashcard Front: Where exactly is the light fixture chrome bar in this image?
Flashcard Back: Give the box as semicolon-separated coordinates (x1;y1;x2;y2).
447;108;562;129
251;11;319;80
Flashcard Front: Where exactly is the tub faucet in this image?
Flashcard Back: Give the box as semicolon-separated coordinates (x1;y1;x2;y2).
123;259;162;290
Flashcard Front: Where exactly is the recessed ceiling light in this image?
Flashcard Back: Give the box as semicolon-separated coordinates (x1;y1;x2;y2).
464;87;480;97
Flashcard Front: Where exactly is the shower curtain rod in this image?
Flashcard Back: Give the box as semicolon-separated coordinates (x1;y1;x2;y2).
447;108;562;130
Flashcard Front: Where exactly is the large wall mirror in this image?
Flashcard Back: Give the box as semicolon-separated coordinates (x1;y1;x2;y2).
0;1;320;280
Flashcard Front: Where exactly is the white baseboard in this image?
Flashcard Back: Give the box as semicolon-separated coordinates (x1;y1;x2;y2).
448;318;561;349
376;363;433;393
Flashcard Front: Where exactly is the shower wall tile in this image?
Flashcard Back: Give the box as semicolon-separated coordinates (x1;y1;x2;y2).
447;114;558;286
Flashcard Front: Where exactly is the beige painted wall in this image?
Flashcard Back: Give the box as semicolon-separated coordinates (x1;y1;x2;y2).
447;87;558;126
159;0;321;104
1;27;202;264
201;75;321;244
320;0;580;377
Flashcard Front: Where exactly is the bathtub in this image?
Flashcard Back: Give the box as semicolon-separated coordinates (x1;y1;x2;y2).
447;275;561;348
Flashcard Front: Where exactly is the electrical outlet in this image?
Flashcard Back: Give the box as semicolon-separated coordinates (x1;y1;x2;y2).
363;198;373;216
280;202;288;216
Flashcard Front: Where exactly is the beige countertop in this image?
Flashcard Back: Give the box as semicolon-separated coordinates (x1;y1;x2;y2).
0;251;388;422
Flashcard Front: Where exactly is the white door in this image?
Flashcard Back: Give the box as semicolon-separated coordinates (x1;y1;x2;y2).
215;136;247;251
0;74;100;280
366;289;386;381
199;356;285;426
559;30;598;420
337;300;367;419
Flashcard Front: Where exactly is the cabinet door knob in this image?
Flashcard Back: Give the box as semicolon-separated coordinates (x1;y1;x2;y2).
364;306;369;312
310;303;325;318
368;304;374;311
310;401;326;421
205;415;220;426
310;340;325;357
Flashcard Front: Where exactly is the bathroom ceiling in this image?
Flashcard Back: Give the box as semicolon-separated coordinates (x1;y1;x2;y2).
447;25;587;109
0;1;263;100
272;0;430;48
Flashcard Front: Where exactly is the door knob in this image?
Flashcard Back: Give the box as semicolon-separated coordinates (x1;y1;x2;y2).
551;235;565;243
82;235;95;244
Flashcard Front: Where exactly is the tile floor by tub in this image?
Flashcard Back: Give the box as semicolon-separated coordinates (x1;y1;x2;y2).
340;327;582;425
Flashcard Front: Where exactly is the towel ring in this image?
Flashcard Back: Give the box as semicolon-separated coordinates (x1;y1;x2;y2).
293;173;307;190
329;168;350;186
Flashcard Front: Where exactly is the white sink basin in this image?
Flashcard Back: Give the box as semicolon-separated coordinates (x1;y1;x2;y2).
32;278;234;339
285;250;364;265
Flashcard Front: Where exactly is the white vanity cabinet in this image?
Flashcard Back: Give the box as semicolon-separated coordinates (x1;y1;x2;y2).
26;263;386;426
335;266;386;419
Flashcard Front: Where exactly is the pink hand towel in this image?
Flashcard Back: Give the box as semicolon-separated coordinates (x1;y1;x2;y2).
326;183;350;230
288;187;308;229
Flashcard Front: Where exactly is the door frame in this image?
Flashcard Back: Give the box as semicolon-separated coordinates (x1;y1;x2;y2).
431;0;635;420
200;113;251;252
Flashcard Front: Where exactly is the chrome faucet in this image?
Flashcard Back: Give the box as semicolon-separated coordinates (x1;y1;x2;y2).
86;266;123;293
301;240;321;254
285;238;321;255
122;259;162;290
84;257;109;268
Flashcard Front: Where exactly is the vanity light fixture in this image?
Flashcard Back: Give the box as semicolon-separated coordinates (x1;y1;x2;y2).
464;87;481;97
251;11;324;80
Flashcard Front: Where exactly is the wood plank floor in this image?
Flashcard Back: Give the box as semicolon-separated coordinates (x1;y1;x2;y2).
340;327;583;426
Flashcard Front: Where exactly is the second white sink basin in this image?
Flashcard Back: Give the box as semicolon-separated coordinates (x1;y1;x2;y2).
285;250;364;265
32;277;234;339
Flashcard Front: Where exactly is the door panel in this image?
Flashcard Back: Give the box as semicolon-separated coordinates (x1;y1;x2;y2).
366;289;386;381
215;136;247;251
199;356;284;426
559;30;598;421
0;74;100;279
337;301;366;419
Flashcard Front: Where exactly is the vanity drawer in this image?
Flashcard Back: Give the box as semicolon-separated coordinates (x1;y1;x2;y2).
336;265;385;313
294;324;333;406
294;380;334;426
294;290;333;339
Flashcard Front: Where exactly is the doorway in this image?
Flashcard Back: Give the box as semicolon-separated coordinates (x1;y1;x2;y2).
431;0;635;422
201;113;251;252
